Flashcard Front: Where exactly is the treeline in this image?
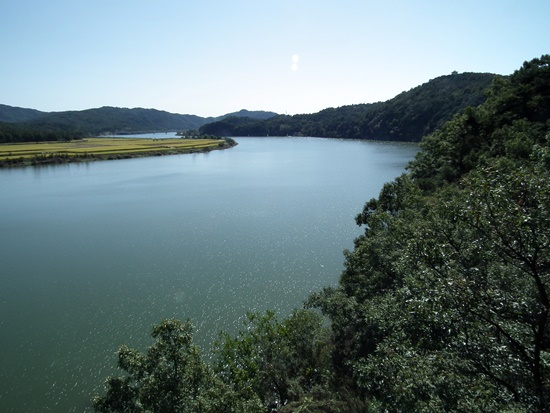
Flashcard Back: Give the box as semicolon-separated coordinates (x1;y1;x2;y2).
93;55;549;412
199;72;496;142
0;121;85;143
0;107;213;143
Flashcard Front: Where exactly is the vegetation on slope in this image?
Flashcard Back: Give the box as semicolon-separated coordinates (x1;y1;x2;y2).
311;54;550;412
199;72;496;142
0;104;45;123
0;106;278;143
25;107;209;136
0;121;85;143
93;56;549;412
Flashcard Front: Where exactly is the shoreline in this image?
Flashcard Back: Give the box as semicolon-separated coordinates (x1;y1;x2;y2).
0;137;237;168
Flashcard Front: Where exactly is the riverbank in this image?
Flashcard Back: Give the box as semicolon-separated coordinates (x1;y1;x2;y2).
0;137;237;167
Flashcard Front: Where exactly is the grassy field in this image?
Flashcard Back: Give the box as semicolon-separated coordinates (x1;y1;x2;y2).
0;137;234;166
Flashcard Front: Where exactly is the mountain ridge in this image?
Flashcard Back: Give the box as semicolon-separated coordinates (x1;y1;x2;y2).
199;72;497;142
0;71;497;143
0;105;278;135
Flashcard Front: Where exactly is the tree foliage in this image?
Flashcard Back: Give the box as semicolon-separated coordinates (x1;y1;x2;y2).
93;319;229;413
214;309;334;410
309;55;550;412
0;121;85;143
93;312;349;413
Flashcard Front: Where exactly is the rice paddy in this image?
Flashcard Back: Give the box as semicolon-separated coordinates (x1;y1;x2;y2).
0;137;234;166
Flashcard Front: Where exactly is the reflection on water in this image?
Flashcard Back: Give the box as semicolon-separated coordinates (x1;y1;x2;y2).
0;137;418;412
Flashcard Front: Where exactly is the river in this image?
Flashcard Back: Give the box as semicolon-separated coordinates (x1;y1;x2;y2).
0;136;418;412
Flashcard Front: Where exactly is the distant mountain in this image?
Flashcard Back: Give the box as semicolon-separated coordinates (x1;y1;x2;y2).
23;107;279;135
216;109;278;121
24;106;208;135
200;72;497;142
0;106;279;142
0;104;46;123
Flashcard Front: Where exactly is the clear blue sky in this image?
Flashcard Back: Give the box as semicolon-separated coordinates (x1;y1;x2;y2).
1;0;549;117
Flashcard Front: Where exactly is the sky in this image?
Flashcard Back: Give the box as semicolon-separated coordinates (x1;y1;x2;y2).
1;0;549;117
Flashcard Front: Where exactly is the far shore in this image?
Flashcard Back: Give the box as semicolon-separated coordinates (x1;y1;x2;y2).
0;137;237;168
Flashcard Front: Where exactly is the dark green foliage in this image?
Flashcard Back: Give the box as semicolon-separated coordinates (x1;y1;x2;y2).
412;55;550;190
94;312;341;413
428;166;550;410
363;72;496;141
93;319;234;413
25;107;208;136
221;109;278;121
0;104;45;123
200;116;265;137
0;121;84;143
214;309;334;411
200;72;495;141
310;55;550;412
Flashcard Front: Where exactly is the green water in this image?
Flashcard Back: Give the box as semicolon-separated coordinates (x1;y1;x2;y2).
0;136;418;412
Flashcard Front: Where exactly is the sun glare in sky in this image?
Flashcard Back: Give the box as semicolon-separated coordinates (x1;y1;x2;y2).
291;54;300;72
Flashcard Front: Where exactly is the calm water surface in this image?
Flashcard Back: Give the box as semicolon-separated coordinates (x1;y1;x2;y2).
0;136;418;412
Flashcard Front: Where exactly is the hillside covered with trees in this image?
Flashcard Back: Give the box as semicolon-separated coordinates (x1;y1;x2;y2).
93;56;549;412
199;72;495;142
0;104;45;123
0;107;277;143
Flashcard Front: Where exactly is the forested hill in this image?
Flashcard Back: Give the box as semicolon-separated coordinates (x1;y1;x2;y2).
200;72;496;141
28;107;208;135
93;56;550;413
0;106;278;143
0;104;45;123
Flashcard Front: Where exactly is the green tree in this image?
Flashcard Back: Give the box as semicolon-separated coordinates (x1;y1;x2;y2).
214;309;333;411
419;166;550;411
312;165;550;412
310;56;550;411
93;319;233;413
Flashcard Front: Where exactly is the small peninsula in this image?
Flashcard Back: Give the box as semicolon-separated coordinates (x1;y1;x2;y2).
0;136;237;167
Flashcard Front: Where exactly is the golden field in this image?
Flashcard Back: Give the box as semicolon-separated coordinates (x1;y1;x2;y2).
0;137;232;166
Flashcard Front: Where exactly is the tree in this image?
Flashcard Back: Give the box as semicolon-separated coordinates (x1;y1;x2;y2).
423;165;550;411
213;309;333;411
93;319;230;413
309;56;550;412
